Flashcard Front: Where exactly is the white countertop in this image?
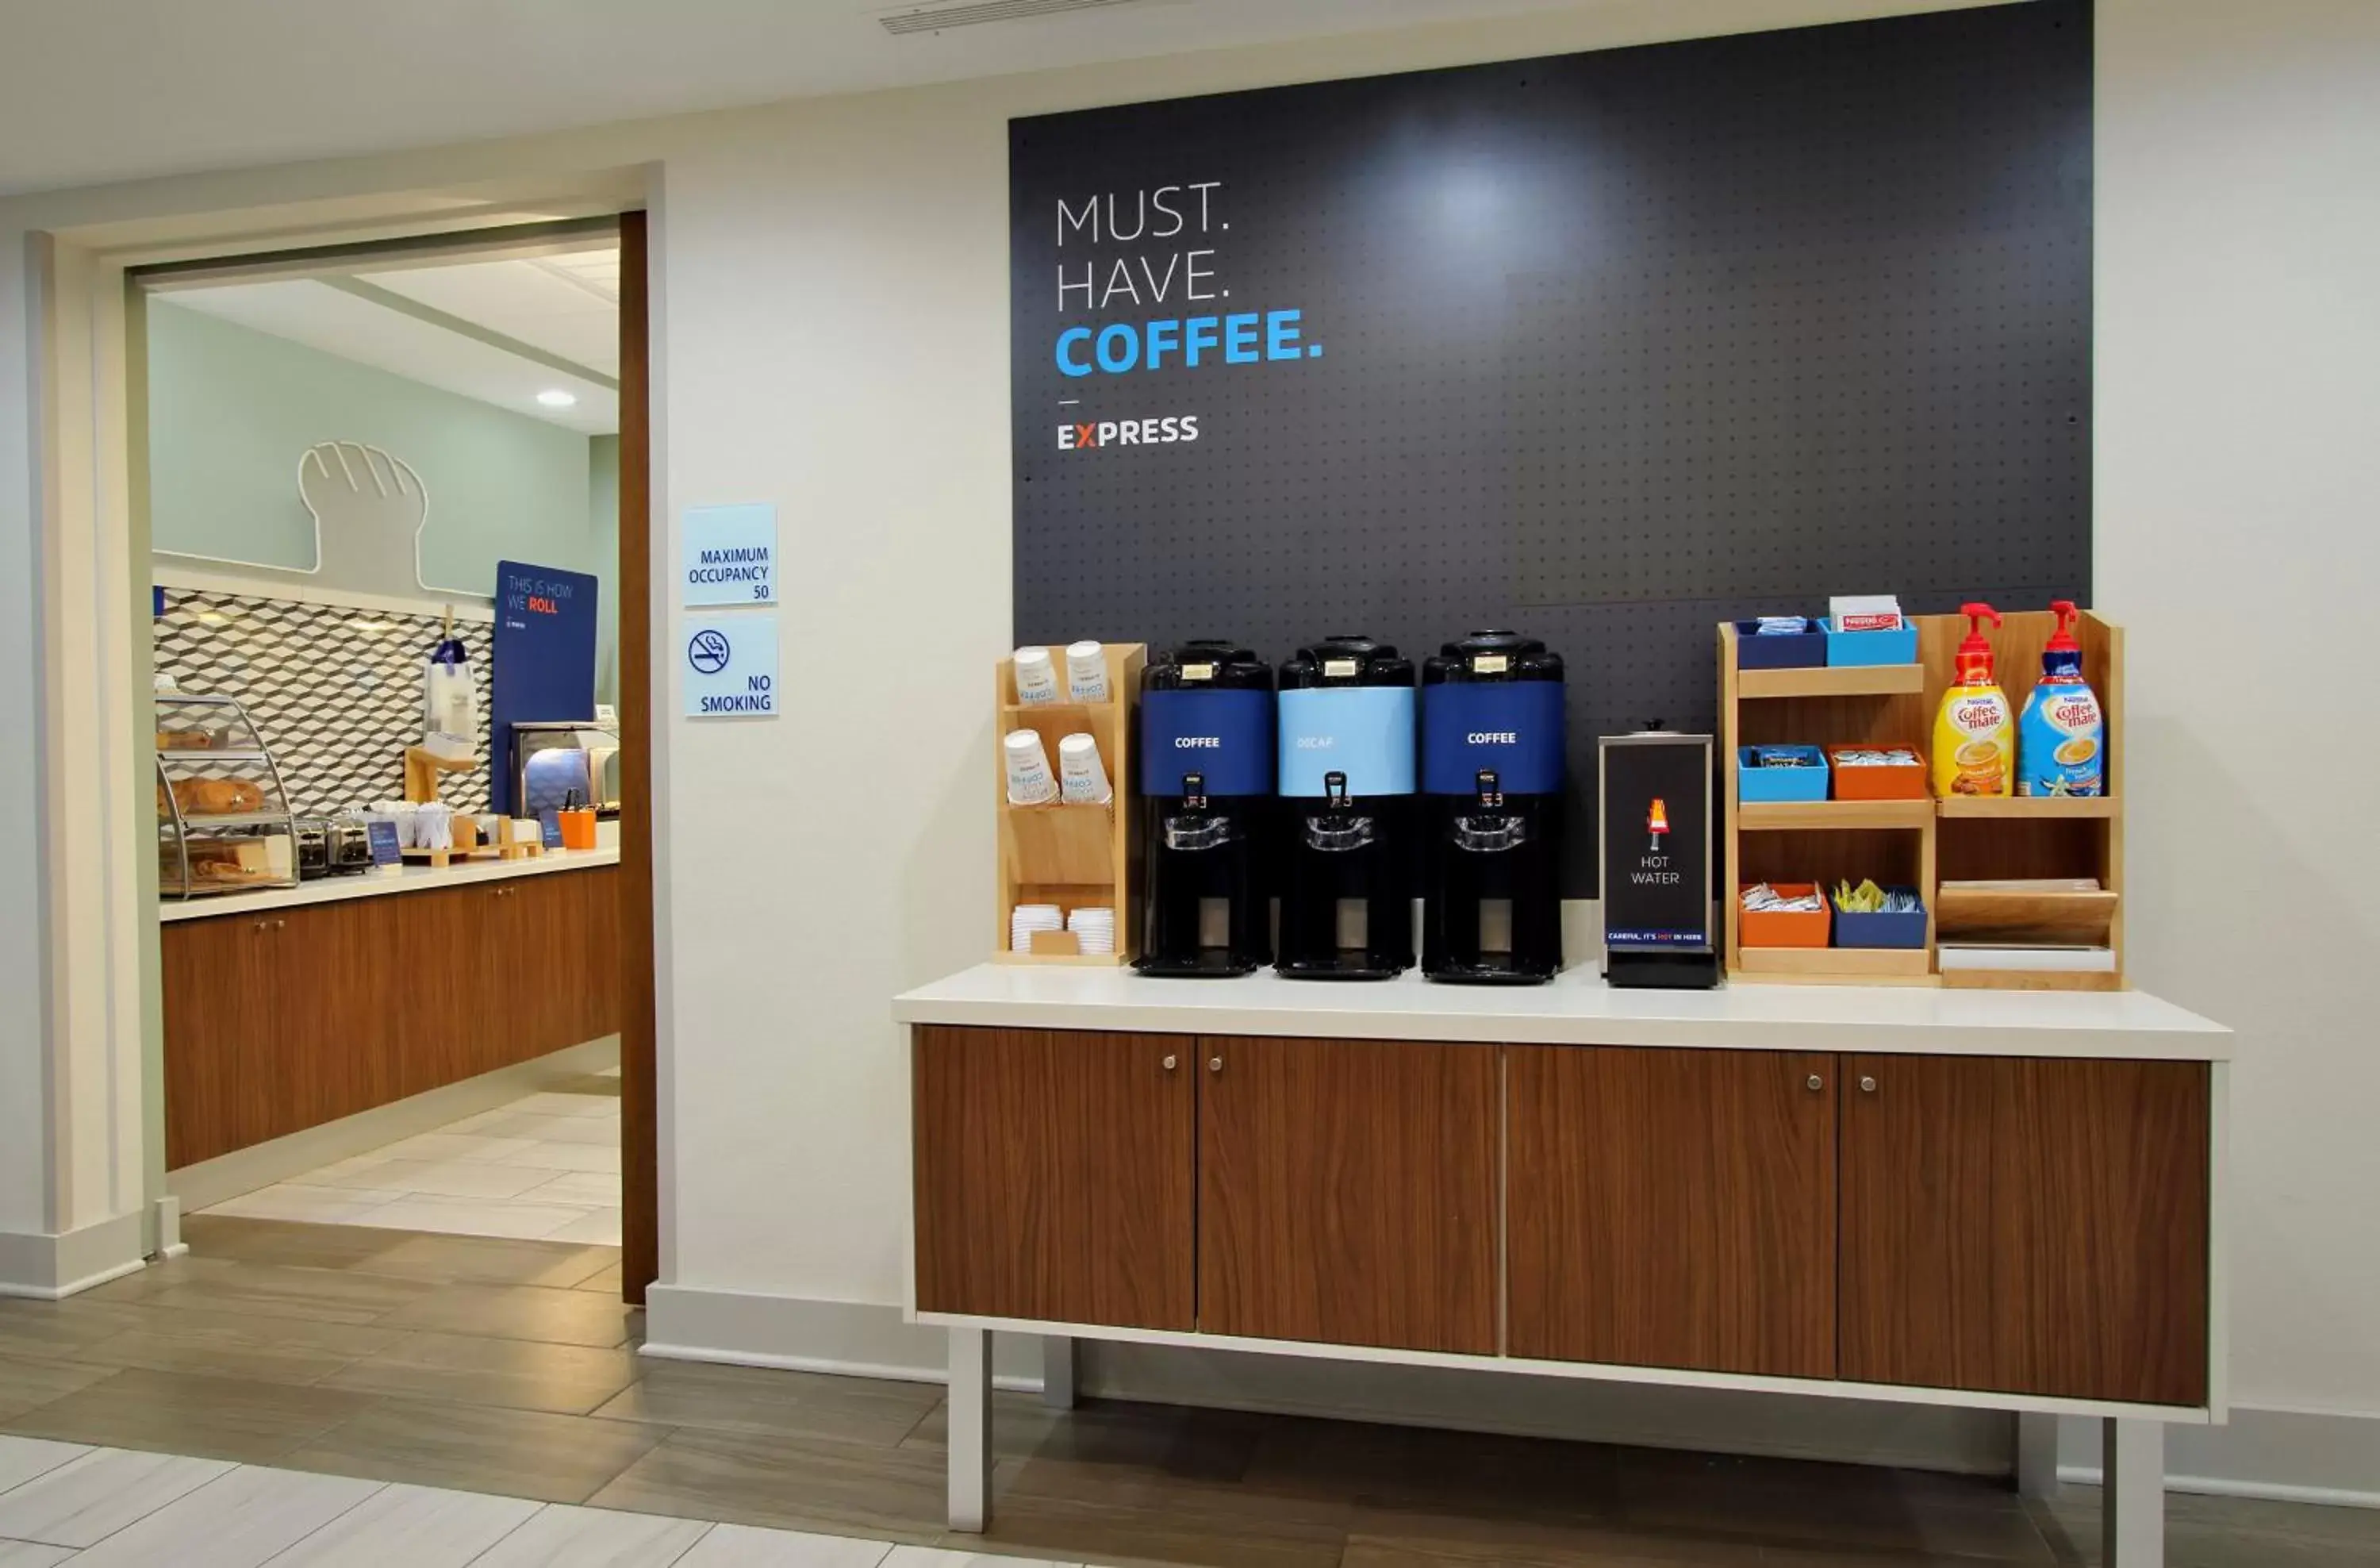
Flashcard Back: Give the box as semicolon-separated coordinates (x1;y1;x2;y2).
893;963;2230;1060
159;842;620;922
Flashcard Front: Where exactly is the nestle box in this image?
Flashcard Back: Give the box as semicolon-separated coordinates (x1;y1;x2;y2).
1819;617;1918;667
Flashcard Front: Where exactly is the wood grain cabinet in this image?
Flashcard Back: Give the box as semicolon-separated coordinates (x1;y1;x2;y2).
912;1026;1195;1330
1197;1035;1498;1355
1838;1054;2210;1405
163;867;623;1168
1507;1045;1838;1378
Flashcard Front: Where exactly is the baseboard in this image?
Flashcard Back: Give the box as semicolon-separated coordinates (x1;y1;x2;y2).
2057;1408;2380;1509
167;1035;620;1213
0;1209;147;1300
639;1288;2006;1474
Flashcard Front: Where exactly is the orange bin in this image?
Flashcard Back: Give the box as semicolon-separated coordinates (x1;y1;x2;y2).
1739;883;1829;947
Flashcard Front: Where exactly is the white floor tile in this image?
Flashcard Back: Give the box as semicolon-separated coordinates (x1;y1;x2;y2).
499;1142;620;1174
676;1524;892;1566
376;1132;539;1165
595;1065;622;1078
346;1200;596;1242
202;1184;408;1224
505;1093;617;1120
250;1480;539;1566
470;1113;618;1147
71;1465;381;1568
544;1208;622;1246
353;1159;574;1201
435;1109;519;1135
0;1437;90;1498
0;1540;77;1566
467;1503;710;1566
518;1170;622;1205
0;1447;232;1548
881;1550;1079;1568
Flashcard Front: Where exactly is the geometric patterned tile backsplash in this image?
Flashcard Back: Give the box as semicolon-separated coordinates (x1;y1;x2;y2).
154;587;493;816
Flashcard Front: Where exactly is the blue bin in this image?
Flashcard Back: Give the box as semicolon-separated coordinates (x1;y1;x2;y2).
1820;618;1918;667
1736;746;1829;802
1732;619;1826;670
1831;890;1929;949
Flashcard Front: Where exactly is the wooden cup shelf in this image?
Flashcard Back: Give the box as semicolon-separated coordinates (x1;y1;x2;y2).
994;644;1144;967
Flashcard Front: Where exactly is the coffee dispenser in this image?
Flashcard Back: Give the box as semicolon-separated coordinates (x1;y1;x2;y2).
1276;636;1416;979
1420;632;1566;983
1134;642;1275;977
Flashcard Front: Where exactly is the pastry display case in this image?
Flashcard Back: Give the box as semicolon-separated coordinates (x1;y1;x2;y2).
155;693;298;899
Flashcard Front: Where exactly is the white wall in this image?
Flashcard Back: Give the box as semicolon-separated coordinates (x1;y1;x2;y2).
2068;0;2380;1493
3;0;2378;1489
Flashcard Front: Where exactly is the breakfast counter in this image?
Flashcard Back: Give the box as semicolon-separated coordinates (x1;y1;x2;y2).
160;829;624;1170
157;840;621;922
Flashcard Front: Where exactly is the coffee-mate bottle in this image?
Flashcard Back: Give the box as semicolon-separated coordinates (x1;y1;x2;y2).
1931;603;2013;797
2017;600;2105;796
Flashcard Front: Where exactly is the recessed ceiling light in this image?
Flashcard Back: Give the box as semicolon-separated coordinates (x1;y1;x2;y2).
536;389;578;408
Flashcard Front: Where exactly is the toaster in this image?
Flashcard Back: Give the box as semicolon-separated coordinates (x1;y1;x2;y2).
325;818;376;874
293;817;332;880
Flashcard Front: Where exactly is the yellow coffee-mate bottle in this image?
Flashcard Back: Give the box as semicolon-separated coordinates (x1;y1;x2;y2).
1931;602;2013;797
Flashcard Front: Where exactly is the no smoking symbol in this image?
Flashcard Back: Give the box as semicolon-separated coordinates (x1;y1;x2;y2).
689;628;731;675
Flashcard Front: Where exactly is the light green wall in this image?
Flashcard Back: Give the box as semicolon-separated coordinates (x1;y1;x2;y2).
148;299;605;599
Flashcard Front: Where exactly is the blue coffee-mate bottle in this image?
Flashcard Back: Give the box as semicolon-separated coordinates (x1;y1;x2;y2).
1420;632;1566;983
1276;636;1417;979
1134;643;1275;977
2016;601;2106;797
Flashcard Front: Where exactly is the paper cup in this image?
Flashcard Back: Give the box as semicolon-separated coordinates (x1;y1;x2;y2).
1057;732;1111;805
1065;641;1110;703
1004;729;1058;805
1013;647;1060;706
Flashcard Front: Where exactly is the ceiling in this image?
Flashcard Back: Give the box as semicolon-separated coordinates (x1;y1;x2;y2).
163;248;621;435
0;0;1604;197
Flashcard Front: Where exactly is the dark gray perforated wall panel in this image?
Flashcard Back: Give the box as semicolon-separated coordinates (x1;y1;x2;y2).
1012;2;2091;892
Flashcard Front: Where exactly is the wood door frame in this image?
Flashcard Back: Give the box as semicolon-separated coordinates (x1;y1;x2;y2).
617;211;658;1302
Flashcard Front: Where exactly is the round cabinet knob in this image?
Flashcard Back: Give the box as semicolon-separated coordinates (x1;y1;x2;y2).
253;920;268;932
1806;1074;1824;1092
1209;1056;1223;1074
1161;1054;1178;1072
274;919;286;929
1860;1075;1878;1093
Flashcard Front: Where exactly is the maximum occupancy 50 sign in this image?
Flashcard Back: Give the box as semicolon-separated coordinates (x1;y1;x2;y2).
683;503;777;606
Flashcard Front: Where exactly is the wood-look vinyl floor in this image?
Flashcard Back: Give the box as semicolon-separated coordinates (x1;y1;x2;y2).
0;1216;2371;1566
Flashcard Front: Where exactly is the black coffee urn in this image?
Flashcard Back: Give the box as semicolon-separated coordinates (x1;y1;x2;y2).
1275;636;1416;979
1420;632;1566;982
1134;642;1275;977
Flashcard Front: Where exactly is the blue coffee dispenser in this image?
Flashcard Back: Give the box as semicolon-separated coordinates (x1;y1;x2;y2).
1276;636;1416;979
1134;642;1275;977
1420;632;1566;983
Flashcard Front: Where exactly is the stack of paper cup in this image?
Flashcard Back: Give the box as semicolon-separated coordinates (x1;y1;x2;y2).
1011;903;1063;953
1003;729;1058;805
1012;647;1060;706
1067;905;1116;955
1057;732;1111;805
1065;641;1110;702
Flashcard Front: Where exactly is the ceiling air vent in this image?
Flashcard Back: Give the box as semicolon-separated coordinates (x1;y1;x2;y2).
881;0;1151;35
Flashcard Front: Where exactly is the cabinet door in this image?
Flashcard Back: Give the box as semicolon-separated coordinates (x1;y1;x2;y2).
1198;1036;1497;1354
392;887;501;1097
1839;1055;2209;1405
274;900;402;1132
162;913;278;1168
1507;1046;1837;1378
912;1026;1194;1329
486;873;611;1066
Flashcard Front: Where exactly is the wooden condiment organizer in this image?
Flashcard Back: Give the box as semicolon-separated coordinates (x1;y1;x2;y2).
993;644;1143;966
1719;609;2125;990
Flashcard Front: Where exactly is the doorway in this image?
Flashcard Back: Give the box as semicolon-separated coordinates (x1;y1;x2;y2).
128;213;658;1301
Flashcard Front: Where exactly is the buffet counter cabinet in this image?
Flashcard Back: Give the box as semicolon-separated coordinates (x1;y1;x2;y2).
893;965;2229;1567
162;845;622;1169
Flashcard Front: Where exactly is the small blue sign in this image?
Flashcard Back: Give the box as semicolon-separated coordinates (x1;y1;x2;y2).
683;614;780;718
366;820;402;867
683;503;777;607
539;810;565;849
